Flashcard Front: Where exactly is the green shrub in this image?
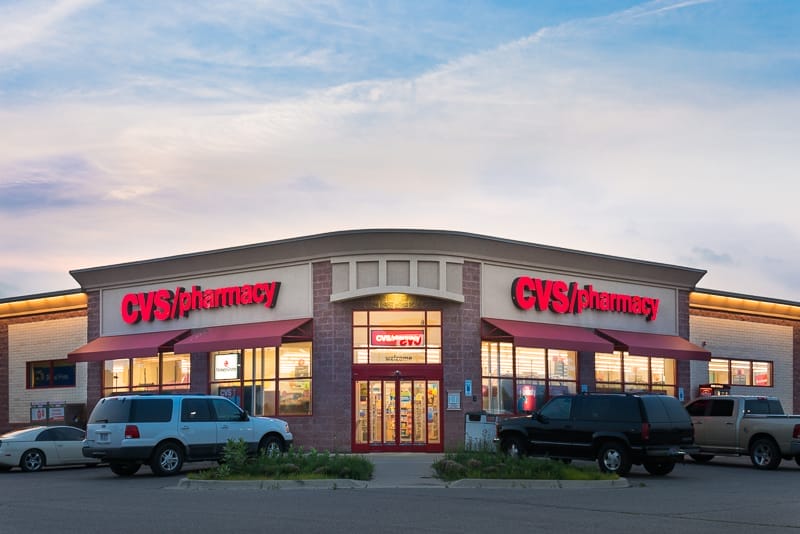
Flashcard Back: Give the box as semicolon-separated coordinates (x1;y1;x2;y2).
432;449;618;482
190;444;374;481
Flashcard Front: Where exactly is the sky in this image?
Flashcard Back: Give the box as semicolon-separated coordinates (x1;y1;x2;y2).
0;0;798;302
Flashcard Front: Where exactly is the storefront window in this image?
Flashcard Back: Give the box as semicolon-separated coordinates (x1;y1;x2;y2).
595;352;677;396
481;342;578;414
102;353;190;397
708;359;730;383
352;310;442;364
210;342;313;416
132;356;159;391
27;360;77;389
731;360;751;385
709;358;772;387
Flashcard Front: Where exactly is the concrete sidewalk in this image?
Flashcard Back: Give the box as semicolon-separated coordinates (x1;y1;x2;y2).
175;453;629;490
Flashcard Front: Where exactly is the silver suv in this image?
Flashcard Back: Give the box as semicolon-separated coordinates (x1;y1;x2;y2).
82;394;293;476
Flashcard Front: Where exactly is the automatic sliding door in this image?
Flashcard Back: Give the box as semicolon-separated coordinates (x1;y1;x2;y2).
353;378;441;450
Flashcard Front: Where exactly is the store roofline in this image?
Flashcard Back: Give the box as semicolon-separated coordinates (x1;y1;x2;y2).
68;228;707;290
0;288;86;319
692;287;800;320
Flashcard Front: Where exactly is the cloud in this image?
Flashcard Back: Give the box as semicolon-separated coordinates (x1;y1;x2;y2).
0;1;799;301
690;247;734;266
0;154;102;210
0;0;99;56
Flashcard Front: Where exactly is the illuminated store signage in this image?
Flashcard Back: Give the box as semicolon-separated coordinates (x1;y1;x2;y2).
121;281;281;324
371;330;425;347
511;276;660;322
214;353;239;380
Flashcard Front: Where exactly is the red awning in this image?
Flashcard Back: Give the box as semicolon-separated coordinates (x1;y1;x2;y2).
68;330;190;362
595;328;711;361
482;318;615;353
173;318;312;353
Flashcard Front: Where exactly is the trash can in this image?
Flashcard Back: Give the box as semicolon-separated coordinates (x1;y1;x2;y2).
464;411;499;451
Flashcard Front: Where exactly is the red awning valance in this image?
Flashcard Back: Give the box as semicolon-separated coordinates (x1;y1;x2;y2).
482;318;615;353
68;330;190;362
173;318;312;354
595;328;711;361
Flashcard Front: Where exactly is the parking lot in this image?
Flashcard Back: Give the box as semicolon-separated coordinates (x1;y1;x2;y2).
2;455;800;534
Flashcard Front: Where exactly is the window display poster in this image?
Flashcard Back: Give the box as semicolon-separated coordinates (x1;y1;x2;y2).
214;353;239;380
447;391;461;410
218;387;241;407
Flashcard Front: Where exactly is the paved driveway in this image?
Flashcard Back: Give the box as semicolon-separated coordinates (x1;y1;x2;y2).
1;455;799;533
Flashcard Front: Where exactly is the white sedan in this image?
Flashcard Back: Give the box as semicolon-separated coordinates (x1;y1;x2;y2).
0;426;101;472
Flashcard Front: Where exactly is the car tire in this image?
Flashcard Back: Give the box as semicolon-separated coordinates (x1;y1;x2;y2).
150;442;184;476
596;442;631;476
500;434;527;458
258;435;284;456
110;462;141;477
795;455;800;468
20;449;45;472
643;460;675;476
690;454;714;464
750;438;781;470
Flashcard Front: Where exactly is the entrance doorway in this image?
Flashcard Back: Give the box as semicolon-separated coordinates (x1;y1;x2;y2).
353;378;442;452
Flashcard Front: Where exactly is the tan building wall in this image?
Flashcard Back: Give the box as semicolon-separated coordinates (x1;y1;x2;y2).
8;316;89;424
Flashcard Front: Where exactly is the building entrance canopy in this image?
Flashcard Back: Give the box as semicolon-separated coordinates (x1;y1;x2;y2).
68;330;190;362
595;328;711;361
172;318;312;353
481;318;614;353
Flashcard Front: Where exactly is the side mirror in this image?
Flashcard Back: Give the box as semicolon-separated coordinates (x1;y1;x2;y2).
240;411;249;421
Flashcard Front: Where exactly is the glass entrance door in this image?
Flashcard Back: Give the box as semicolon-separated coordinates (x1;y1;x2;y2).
354;378;441;451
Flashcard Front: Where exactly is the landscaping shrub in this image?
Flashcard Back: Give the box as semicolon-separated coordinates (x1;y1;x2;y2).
191;440;374;481
432;449;618;482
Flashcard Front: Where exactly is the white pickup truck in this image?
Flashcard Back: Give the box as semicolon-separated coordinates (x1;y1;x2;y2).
685;395;800;470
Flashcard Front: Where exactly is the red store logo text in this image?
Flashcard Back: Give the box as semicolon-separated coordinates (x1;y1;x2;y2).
511;276;660;321
121;282;280;324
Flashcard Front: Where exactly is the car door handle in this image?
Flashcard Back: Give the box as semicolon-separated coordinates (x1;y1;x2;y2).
220;425;229;429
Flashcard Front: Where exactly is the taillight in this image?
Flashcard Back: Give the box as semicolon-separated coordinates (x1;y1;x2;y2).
641;422;651;441
793;425;800;440
124;425;140;439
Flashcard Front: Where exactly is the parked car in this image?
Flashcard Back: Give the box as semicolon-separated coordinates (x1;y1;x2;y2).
82;394;293;477
685;395;800;469
495;393;695;476
0;425;101;472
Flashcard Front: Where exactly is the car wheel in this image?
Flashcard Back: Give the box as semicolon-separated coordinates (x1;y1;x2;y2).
596;442;631;476
20;449;45;472
500;434;527;458
643;460;675;476
795;455;800;468
258;435;284;456
690;454;714;464
150;442;184;476
109;462;141;477
750;438;781;470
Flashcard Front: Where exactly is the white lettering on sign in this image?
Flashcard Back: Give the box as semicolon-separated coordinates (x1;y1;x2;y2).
370;330;425;347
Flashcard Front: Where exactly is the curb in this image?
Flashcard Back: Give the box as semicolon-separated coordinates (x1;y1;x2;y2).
176;478;368;490
175;477;628;490
446;478;629;489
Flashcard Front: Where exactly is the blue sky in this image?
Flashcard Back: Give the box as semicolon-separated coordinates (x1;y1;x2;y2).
1;0;799;301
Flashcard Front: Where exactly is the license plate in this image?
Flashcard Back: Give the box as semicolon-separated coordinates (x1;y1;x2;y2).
97;433;111;444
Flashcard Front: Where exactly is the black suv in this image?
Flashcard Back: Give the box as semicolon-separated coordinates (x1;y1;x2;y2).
495;393;695;476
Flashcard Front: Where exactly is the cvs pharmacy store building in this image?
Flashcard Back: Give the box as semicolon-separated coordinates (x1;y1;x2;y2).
68;229;709;453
